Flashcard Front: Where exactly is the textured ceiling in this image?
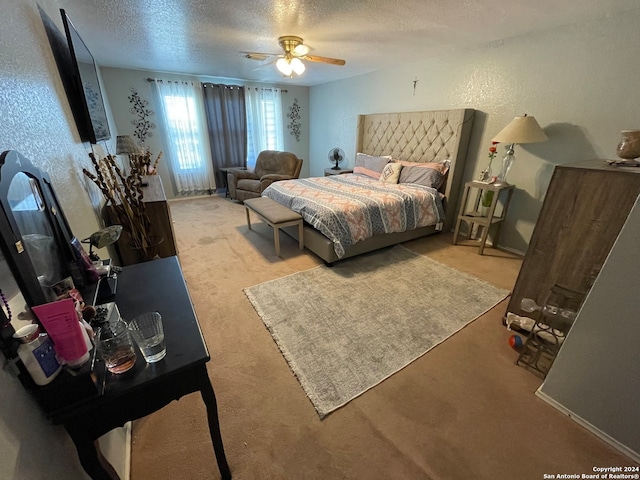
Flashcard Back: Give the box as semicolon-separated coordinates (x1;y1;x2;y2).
56;0;638;87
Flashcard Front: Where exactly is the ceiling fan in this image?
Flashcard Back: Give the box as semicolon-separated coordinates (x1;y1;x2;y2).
242;36;346;77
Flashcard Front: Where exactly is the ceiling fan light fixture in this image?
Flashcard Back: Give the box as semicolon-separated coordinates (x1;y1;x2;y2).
290;57;305;75
276;57;293;76
293;44;310;56
244;35;344;77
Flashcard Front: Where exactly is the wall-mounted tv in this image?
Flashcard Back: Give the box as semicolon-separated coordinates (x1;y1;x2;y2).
60;9;111;144
41;8;111;144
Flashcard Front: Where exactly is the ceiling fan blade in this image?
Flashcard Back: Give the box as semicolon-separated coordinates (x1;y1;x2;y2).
301;54;346;66
241;52;279;61
250;57;279;71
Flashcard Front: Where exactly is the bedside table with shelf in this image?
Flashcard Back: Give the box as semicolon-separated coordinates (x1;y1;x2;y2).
324;167;353;176
452;180;515;254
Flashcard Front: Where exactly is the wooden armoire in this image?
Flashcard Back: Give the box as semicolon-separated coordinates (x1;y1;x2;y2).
505;159;640;318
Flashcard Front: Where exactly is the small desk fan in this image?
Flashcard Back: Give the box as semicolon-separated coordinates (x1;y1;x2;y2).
328;147;345;170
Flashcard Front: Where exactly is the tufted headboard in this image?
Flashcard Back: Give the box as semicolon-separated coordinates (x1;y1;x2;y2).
356;108;475;231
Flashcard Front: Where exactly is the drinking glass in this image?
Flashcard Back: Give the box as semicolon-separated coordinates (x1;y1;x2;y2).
97;319;137;374
520;297;541;313
128;312;166;363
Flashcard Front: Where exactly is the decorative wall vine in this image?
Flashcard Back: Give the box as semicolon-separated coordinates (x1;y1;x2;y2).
287;98;301;142
128;87;156;146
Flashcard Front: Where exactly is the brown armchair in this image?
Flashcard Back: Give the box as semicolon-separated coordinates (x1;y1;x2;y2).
227;150;303;202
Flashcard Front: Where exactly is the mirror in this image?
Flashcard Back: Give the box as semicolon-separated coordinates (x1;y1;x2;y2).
0;151;76;308
9;172;69;293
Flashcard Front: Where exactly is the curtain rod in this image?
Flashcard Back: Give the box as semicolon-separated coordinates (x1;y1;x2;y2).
244;86;288;93
203;83;287;93
146;78;199;86
146;77;287;93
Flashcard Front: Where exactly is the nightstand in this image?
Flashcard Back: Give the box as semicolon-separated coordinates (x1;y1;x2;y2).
452;180;515;254
324;167;353;176
220;166;245;197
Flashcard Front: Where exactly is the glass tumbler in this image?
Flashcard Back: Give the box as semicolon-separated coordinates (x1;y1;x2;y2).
97;319;137;374
128;312;166;363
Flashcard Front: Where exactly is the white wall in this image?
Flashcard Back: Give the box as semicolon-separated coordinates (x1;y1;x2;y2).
0;0;107;477
538;193;640;461
99;67;310;199
308;7;640;253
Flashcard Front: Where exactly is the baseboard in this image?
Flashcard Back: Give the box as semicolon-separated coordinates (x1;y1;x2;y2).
449;226;527;256
497;244;526;256
168;192;220;202
97;422;132;480
535;389;640;463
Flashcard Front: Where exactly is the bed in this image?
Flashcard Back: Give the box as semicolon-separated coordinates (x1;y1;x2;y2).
264;109;475;264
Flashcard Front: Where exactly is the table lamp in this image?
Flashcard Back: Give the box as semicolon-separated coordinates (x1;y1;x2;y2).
82;225;123;262
116;135;139;156
492;114;548;184
82;225;123;301
116;135;140;174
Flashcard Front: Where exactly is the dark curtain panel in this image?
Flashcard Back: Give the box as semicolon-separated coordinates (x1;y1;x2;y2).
202;83;247;188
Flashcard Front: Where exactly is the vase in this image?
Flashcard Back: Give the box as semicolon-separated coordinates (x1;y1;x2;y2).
616;130;640;161
478;158;494;182
132;236;164;263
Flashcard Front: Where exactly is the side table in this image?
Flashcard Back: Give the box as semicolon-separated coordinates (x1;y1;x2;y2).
324;167;353;176
452;180;515;254
103;175;178;266
220;167;246;197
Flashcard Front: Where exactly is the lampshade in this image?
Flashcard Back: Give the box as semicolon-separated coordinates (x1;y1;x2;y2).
87;225;123;249
276;57;293;76
116;135;140;155
293;44;310;56
276;56;305;76
290;57;306;75
492;115;548;144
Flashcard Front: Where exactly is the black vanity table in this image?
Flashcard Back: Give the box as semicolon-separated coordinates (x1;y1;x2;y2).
47;256;231;480
0;151;229;478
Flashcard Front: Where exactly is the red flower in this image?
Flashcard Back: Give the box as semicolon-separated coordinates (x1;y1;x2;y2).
489;146;497;153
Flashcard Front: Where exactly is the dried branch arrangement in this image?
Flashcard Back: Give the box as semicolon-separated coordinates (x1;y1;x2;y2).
82;151;162;262
129;149;163;175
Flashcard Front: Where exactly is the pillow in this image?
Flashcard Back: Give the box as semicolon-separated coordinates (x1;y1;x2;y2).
398;165;446;189
397;160;450;175
379;163;402;184
353;153;392;179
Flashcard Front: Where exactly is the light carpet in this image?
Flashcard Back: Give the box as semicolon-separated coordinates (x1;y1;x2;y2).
244;245;509;418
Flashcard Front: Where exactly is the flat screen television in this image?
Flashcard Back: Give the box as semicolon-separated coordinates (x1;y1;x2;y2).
43;9;111;144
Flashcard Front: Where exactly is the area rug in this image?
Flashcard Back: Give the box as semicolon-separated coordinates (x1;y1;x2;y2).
244;245;509;418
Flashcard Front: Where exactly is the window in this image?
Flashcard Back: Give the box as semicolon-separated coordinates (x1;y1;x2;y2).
262;99;279;150
151;80;214;194
162;94;205;171
245;88;283;169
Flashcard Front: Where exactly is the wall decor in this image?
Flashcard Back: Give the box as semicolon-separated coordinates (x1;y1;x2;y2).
128;87;156;146
287;98;301;142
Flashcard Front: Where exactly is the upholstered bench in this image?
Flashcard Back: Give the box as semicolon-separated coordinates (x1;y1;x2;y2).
244;197;304;256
